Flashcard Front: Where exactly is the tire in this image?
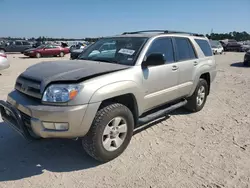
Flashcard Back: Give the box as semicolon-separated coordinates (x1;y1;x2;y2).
59;51;64;57
82;103;134;162
36;52;41;58
185;78;208;112
27;128;42;140
243;61;249;66
0;49;5;53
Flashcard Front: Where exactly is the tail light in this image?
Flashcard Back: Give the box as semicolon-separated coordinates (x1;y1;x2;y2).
0;53;7;58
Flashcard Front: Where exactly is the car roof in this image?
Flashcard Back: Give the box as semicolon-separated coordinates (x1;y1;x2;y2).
105;30;206;39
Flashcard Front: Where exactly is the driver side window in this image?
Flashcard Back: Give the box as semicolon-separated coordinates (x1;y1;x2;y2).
147;37;175;64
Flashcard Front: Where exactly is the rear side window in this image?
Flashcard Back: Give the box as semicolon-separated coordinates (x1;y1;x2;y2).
15;41;22;45
175;37;197;61
147;37;175;63
195;39;213;57
23;41;30;45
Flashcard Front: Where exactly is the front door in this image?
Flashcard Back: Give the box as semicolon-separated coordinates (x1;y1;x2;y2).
142;37;179;111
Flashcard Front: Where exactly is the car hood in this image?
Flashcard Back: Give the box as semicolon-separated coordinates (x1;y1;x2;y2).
24;48;37;52
18;60;130;92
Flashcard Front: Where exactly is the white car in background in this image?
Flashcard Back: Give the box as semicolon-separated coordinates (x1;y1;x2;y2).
210;40;224;54
0;52;10;71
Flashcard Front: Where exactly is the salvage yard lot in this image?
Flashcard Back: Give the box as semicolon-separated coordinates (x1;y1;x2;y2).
0;53;249;188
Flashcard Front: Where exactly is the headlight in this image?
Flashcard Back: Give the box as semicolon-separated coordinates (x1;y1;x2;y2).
42;84;81;103
29;51;34;53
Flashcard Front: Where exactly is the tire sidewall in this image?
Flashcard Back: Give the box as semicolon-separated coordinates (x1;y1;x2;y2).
194;79;208;111
85;104;134;161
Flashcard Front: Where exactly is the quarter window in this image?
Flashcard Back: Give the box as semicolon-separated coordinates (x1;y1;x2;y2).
195;39;213;57
175;37;197;61
147;37;175;63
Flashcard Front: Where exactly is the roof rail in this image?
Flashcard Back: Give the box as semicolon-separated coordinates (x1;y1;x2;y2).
122;30;205;37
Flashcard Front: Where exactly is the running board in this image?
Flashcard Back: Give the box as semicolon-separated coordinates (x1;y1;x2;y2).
138;99;187;126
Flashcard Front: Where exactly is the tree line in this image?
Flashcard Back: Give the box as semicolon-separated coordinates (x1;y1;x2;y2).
1;31;250;42
0;36;101;42
206;31;250;41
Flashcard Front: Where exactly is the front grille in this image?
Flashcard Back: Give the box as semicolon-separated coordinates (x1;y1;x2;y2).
15;76;42;99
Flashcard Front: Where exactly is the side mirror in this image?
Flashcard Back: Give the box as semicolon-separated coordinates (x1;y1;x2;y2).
142;53;165;67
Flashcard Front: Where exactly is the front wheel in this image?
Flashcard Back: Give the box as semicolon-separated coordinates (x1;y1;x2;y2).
82;103;134;162
243;61;249;66
185;78;208;112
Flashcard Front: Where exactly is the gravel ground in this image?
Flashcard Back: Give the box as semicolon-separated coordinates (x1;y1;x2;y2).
0;53;249;188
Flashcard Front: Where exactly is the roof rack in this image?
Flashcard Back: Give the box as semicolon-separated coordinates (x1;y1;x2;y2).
122;30;205;37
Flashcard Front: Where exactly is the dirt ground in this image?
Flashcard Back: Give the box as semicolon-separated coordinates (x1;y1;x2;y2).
0;53;249;188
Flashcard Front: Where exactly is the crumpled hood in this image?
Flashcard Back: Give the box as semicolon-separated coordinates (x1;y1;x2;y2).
19;60;130;92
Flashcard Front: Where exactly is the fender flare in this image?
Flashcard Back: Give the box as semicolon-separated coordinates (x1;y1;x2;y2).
89;80;144;115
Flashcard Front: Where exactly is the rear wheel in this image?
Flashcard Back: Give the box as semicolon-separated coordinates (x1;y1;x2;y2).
82;103;134;162
59;51;64;57
36;52;41;58
185;78;208;112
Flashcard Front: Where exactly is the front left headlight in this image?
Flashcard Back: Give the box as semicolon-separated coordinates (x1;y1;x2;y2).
42;84;81;103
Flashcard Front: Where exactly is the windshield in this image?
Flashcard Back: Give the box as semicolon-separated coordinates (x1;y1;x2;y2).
77;37;148;65
210;40;222;48
36;45;46;49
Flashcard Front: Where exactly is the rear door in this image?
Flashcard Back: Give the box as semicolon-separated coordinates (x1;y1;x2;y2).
14;41;24;52
173;37;198;97
43;45;59;56
22;41;31;51
142;37;179;111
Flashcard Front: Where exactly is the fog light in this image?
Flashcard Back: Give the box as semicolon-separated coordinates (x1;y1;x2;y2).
42;122;55;130
54;123;69;130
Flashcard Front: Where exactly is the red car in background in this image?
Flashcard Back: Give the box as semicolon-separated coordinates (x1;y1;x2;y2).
23;45;70;58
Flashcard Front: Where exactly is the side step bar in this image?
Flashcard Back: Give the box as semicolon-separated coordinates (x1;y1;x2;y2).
138;99;187;126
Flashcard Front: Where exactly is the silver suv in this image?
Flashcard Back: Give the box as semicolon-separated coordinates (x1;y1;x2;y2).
0;30;216;162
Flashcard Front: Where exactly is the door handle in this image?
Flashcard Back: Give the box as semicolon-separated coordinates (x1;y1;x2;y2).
193;61;198;66
172;65;178;71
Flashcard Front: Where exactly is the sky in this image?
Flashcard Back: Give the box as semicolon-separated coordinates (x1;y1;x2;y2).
0;0;249;38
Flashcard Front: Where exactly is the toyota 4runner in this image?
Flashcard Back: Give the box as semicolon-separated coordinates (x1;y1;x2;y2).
0;30;216;162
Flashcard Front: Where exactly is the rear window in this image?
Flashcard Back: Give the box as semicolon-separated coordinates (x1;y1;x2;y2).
195;39;213;57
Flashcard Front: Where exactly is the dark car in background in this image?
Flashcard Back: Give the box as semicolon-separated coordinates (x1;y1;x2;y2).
244;50;250;66
220;39;241;52
24;44;70;58
0;40;33;53
70;43;94;59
